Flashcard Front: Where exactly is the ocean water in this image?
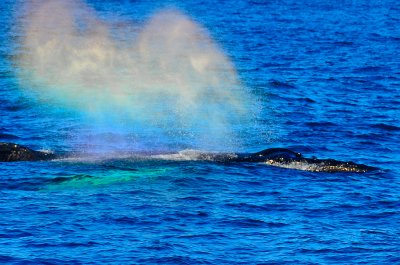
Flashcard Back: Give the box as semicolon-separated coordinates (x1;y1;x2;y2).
1;0;400;264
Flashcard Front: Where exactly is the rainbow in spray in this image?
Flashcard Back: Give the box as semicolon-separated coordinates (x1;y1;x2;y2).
16;0;257;152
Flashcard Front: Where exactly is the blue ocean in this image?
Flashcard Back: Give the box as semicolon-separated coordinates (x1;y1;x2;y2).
1;0;400;264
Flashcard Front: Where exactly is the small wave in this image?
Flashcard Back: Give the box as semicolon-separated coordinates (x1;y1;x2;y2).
268;80;295;89
0;255;25;263
305;121;336;128
25;257;82;264
218;218;268;228
352;66;389;73
333;41;354;46
50;175;94;184
226;202;282;213
0;133;20;140
112;216;140;225
297;97;316;103
371;123;400;131
0;229;33;238
137;256;211;265
61;241;98;247
352;211;397;219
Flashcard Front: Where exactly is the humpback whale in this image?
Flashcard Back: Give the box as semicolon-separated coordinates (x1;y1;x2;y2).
0;142;377;173
0;142;57;162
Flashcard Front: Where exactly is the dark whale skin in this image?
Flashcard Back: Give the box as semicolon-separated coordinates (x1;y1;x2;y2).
0;142;378;173
0;142;56;162
237;148;378;173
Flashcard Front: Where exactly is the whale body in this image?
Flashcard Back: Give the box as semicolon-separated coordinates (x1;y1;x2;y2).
0;142;378;173
0;142;56;162
241;148;377;173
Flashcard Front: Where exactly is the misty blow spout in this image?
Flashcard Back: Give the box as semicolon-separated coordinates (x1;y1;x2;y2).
16;0;254;151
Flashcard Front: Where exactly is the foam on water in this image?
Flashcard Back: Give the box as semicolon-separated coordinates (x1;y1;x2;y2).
150;149;236;161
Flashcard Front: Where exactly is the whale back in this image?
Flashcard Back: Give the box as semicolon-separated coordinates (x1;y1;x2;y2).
0;142;56;162
246;148;302;162
241;148;377;172
0;142;378;173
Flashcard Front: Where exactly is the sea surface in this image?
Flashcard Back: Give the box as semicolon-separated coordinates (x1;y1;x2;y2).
1;0;400;264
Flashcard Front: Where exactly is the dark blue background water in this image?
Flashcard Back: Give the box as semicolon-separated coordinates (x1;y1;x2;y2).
1;0;400;264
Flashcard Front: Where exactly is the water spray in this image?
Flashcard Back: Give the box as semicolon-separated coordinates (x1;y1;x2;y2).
17;0;254;153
